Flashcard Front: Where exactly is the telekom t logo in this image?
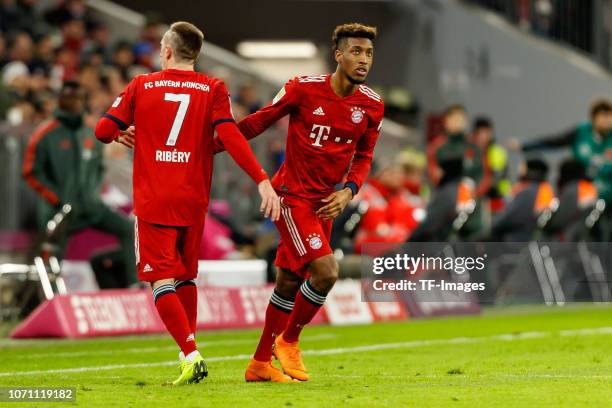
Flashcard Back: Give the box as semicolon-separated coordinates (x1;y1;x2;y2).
309;124;331;147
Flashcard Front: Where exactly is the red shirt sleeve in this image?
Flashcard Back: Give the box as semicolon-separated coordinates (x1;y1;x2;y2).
95;116;120;144
214;77;300;154
211;80;235;129
345;102;384;192
216;121;268;184
104;77;138;131
210;80;267;184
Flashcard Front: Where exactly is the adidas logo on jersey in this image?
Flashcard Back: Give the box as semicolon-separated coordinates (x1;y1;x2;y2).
143;263;153;272
313;106;325;116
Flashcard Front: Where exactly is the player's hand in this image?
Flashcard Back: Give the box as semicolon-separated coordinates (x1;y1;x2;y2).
115;126;135;149
316;188;353;220
258;179;280;221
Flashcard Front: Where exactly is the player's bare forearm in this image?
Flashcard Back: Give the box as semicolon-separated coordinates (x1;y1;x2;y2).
257;179;280;221
316;187;353;220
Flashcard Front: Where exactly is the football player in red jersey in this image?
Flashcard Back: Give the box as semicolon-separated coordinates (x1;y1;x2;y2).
215;23;384;382
94;22;280;385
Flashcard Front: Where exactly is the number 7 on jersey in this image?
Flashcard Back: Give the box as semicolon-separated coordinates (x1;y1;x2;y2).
164;93;190;146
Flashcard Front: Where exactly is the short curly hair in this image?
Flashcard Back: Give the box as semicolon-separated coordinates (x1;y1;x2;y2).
332;23;377;51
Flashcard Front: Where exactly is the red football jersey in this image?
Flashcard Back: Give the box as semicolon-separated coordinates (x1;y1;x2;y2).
238;74;384;203
105;69;234;226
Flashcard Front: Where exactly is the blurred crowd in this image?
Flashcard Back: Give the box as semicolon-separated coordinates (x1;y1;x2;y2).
1;0;144;129
0;0;268;132
347;100;610;257
466;0;603;55
0;1;609;289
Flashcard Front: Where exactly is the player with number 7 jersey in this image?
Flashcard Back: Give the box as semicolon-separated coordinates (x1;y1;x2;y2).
94;21;281;385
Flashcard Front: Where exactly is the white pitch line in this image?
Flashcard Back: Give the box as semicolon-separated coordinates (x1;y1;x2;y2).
559;327;612;336
326;374;612;379
19;334;337;359
0;326;610;378
501;374;612;379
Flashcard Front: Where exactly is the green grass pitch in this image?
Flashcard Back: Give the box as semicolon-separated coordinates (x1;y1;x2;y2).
0;304;610;407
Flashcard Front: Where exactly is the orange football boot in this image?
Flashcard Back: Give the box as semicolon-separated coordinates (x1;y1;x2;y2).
273;333;309;381
245;358;295;383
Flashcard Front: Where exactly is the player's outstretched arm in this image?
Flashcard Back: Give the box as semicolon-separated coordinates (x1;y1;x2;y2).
213;105;285;154
216;121;280;221
214;78;300;154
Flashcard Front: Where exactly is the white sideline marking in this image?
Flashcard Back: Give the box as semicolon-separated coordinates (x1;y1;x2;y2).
327;374;612;379
559;327;612;336
1;326;610;378
20;334;337;359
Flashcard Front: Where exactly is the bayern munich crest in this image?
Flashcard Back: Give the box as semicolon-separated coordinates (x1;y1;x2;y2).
306;233;323;250
350;107;365;124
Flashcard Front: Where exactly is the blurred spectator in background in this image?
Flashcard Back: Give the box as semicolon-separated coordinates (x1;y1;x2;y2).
133;20;163;70
397;147;427;199
81;22;112;66
533;0;553;37
236;83;262;114
544;159;599;241
22;81;136;287
410;152;475;242
1;0;47;38
44;0;96;29
517;0;531;31
112;41;136;82
490;156;554;241
511;99;612;240
8;32;33;66
60;18;87;56
427;105;483;238
471;116;510;213
31;34;54;75
353;157;424;253
427;105;483;188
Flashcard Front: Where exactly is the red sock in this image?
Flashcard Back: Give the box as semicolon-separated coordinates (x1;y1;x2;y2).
153;284;197;356
283;280;326;343
253;290;294;362
175;280;198;334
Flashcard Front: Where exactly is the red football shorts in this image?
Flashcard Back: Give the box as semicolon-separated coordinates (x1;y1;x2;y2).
134;216;204;282
274;195;333;278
